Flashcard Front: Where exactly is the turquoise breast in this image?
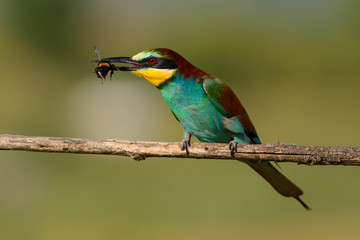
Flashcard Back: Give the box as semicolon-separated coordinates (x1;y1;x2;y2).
159;74;232;143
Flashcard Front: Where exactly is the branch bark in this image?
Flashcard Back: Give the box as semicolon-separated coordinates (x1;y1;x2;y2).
0;134;359;166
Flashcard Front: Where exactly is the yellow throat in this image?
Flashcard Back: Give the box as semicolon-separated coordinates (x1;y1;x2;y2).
131;68;176;87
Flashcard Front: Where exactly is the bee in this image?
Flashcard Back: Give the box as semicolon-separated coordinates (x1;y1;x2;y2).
92;45;118;83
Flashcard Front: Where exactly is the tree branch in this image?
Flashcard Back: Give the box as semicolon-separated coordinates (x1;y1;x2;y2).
0;134;359;166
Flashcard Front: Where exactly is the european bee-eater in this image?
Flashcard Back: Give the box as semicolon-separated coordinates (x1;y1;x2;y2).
95;48;310;210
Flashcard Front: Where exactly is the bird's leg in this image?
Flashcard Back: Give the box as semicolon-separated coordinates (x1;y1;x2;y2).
229;139;238;157
181;130;192;155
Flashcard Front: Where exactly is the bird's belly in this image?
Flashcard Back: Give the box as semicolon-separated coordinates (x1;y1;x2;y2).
177;105;231;143
162;91;231;142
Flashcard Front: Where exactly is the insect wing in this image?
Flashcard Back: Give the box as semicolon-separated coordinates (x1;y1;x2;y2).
94;44;102;62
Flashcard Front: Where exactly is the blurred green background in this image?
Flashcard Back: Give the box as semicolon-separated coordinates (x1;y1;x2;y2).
1;0;360;239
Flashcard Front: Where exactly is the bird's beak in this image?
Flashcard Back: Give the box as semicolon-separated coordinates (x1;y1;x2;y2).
96;57;140;71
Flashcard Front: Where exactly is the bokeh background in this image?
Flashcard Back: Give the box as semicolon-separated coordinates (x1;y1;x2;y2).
1;0;360;239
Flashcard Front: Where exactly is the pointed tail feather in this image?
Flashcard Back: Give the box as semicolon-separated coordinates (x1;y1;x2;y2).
295;197;312;211
248;162;311;210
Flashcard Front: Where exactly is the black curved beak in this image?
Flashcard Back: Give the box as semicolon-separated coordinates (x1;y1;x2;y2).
93;57;139;71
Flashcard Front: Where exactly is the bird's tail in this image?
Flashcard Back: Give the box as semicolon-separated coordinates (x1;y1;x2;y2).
248;161;311;210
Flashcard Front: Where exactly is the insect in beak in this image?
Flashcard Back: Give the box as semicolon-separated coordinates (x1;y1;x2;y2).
92;45;119;83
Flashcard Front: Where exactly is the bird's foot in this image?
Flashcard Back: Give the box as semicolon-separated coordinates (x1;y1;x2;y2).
229;139;238;157
181;139;191;155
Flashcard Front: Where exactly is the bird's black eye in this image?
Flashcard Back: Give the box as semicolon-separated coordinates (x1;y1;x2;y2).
148;57;155;64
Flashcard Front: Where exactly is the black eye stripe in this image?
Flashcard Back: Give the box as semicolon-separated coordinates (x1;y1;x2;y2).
141;58;177;69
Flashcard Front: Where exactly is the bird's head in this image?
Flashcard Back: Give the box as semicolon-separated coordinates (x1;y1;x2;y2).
99;48;212;87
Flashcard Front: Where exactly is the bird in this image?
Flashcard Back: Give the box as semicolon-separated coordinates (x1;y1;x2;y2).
95;48;311;210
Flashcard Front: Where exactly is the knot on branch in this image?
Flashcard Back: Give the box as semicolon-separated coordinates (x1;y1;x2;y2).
128;153;146;161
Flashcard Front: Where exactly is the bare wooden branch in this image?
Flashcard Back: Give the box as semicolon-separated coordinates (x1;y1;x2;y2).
0;134;359;166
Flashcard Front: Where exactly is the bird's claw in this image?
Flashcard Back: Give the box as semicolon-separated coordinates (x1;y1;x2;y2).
181;139;191;155
229;140;238;157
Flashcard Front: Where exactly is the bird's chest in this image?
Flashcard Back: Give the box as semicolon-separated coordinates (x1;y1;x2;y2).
159;77;230;142
161;79;205;110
